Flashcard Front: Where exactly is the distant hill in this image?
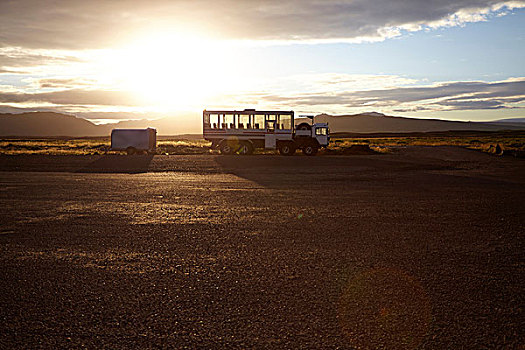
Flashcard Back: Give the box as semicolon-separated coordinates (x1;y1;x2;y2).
0;112;196;137
487;117;525;128
1;111;524;137
491;117;525;123
309;112;525;133
0;112;104;137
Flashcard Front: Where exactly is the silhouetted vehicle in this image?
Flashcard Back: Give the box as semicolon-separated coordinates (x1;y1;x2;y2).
203;109;329;155
111;128;157;155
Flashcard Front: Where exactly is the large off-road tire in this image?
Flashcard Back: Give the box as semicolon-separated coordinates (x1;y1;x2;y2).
220;141;235;155
126;147;137;155
296;122;312;130
302;145;318;156
238;141;254;155
278;142;296;156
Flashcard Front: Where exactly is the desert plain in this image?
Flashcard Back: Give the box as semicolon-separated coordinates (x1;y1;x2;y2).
0;146;523;348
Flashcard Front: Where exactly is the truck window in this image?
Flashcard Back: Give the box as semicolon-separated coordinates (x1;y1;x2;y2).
224;114;234;128
208;114;220;128
219;114;226;128
266;114;277;130
238;114;249;129
280;115;292;129
254;114;264;129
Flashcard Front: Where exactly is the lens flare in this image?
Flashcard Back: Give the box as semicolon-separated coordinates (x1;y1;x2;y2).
338;268;431;349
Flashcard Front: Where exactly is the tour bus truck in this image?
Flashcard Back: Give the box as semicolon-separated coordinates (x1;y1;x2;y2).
111;128;157;155
203;109;329;155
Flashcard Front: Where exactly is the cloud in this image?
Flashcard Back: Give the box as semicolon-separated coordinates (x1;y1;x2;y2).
347;79;525;105
0;89;138;106
0;68;28;74
436;96;525;110
0;2;521;121
30;78;97;89
1;74;523;116
0;0;524;49
230;77;525;113
0;47;86;76
0;47;81;66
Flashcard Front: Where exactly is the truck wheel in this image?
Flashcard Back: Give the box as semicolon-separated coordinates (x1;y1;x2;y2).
302;145;318;156
278;143;296;156
296;122;312;130
238;141;254;155
126;147;136;155
219;142;234;155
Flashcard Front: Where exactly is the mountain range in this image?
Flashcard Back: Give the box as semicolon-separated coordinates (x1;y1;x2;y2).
1;111;524;137
0;112;198;137
309;112;525;134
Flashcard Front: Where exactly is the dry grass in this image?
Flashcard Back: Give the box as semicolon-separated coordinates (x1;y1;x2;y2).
156;139;211;155
0;138;212;155
0;139;111;155
330;133;525;156
1;132;524;156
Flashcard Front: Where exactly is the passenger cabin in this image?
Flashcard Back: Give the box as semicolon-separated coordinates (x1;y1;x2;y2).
203;110;295;147
203;110;294;132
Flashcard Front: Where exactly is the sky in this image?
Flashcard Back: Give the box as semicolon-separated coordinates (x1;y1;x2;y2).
0;0;524;127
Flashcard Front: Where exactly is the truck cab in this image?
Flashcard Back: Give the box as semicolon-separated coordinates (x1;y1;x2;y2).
312;123;330;147
293;118;330;155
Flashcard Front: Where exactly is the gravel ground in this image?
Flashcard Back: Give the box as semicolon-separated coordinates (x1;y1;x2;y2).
0;147;523;349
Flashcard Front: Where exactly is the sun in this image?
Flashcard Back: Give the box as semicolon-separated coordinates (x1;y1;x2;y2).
103;30;247;111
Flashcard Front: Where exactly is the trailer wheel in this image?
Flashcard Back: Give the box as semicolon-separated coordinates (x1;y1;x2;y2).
126;147;137;155
238;141;254;155
302;145;318;156
278;142;296;156
219;141;234;155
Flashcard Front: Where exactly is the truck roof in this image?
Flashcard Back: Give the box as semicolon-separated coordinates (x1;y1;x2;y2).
111;128;156;132
204;110;294;115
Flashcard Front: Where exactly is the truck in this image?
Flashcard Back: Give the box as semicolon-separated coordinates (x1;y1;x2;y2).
203;109;329;155
111;128;157;155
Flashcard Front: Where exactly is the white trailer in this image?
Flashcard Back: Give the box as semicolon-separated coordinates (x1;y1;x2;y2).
203;109;329;155
111;128;157;155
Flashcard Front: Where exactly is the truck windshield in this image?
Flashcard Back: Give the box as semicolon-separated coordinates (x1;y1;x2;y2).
315;127;327;136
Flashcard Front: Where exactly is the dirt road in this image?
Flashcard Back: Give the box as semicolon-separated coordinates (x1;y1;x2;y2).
0;147;523;348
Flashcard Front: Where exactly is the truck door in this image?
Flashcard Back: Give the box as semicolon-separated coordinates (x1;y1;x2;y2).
265;120;276;149
265;134;276;149
314;126;329;146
